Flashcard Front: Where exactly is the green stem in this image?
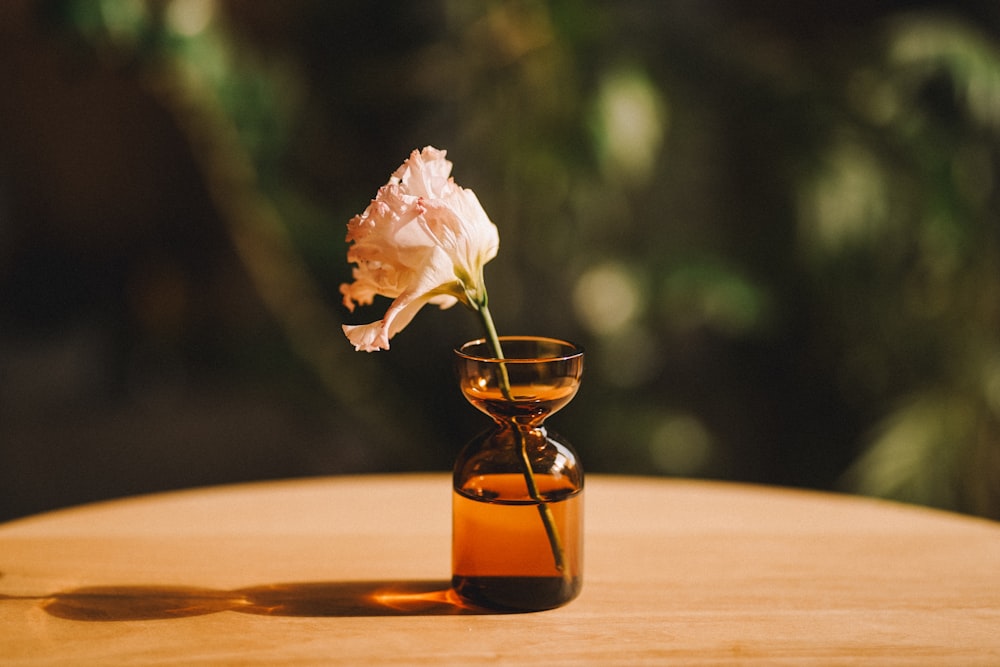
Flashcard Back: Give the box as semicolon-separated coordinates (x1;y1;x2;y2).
476;303;567;575
478;303;512;396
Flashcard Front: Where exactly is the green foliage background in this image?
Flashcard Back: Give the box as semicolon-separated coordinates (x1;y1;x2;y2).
2;0;999;520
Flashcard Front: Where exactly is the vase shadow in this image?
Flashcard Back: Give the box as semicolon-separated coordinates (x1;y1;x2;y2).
23;580;505;621
35;585;240;621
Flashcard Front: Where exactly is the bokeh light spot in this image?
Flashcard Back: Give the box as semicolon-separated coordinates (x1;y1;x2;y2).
649;413;714;476
166;0;217;37
573;261;643;337
590;66;668;184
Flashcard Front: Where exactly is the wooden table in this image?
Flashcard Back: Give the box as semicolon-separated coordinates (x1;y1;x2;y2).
2;474;999;665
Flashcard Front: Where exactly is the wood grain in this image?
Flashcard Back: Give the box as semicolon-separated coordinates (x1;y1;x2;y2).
2;474;998;665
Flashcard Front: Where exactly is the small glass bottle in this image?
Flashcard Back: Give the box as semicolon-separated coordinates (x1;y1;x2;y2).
452;336;584;611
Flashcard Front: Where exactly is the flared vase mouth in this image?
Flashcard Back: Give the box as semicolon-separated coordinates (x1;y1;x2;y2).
455;335;584;363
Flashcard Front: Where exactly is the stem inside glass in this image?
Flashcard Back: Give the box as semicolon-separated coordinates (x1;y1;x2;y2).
455;335;583;578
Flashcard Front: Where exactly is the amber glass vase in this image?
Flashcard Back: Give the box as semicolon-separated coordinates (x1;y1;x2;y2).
452;335;584;611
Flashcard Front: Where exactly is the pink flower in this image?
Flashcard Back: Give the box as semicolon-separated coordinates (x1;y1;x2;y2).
340;146;500;351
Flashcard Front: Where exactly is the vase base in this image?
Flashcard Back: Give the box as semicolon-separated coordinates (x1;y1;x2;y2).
451;574;581;612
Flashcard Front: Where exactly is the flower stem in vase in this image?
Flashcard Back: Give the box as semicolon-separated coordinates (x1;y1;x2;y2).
476;303;568;578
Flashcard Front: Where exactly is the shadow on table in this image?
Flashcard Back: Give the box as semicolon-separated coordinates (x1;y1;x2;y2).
2;580;507;620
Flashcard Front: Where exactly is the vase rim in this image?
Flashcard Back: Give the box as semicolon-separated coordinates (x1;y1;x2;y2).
455;335;584;363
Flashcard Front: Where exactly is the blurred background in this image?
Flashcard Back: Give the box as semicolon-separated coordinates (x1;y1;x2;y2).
2;0;999;522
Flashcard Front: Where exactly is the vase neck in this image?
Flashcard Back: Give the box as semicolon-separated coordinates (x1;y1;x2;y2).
495;420;548;441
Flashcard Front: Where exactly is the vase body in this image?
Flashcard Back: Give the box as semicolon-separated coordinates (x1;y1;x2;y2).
452;336;584;611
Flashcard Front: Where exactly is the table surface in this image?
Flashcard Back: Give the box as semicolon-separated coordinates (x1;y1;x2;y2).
2;473;999;666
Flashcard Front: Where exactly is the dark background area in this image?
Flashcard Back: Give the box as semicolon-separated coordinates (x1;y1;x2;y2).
2;0;999;522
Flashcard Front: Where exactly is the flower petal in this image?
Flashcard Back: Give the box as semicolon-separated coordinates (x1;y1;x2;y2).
342;321;390;352
393;146;454;199
342;286;457;353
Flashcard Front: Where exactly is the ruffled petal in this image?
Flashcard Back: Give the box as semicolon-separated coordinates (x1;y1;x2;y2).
343;289;455;353
393;146;454;199
342;321;390;352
